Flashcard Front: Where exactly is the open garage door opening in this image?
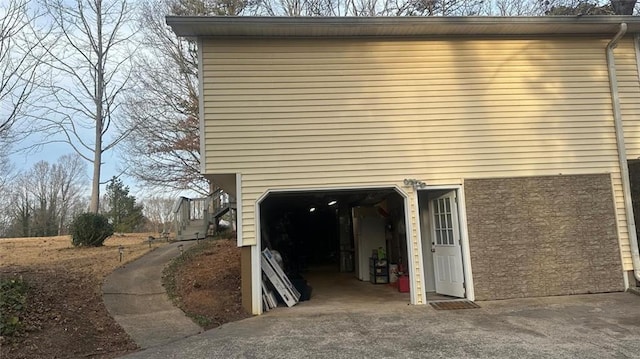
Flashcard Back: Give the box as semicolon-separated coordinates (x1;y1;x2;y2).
259;187;411;308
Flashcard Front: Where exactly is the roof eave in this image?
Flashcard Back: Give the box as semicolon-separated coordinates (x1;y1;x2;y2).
166;16;640;38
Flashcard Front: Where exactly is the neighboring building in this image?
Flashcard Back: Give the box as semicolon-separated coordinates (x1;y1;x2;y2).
167;16;640;315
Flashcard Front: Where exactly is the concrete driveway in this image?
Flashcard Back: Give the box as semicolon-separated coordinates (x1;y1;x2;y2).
122;292;640;358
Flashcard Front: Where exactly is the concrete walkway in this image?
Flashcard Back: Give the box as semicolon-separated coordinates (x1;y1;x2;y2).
103;241;202;349
121;292;640;358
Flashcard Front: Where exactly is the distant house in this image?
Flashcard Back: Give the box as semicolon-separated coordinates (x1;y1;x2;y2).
168;16;640;315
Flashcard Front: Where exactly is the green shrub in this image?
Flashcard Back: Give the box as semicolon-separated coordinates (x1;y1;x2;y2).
70;212;114;247
0;277;28;336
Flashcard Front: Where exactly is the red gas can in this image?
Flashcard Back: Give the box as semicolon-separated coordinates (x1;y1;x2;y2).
398;275;410;293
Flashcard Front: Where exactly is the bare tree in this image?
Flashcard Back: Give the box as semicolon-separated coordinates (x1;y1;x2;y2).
254;0;640;16
4;154;87;237
611;0;637;14
540;0;640;15
169;0;255;15
141;195;175;233
8;173;32;237
28;160;59;236
32;0;137;213
396;0;484;15
50;153;88;234
5;161;56;237
0;152;13;195
0;0;47;140
257;0;494;15
123;0;249;195
0;154;14;235
494;0;545;15
261;0;375;15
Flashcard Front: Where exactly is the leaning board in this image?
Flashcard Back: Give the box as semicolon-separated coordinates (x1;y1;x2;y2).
261;279;277;309
262;249;301;300
261;255;298;307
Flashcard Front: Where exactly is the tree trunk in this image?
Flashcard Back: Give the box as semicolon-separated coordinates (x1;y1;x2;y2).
611;0;636;14
89;0;104;214
89;147;101;213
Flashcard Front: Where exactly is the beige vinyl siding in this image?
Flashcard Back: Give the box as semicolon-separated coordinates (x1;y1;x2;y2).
617;38;640;270
202;37;632;276
619;38;640;160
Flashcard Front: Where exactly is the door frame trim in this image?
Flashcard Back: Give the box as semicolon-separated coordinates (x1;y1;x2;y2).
429;190;464;297
416;184;475;302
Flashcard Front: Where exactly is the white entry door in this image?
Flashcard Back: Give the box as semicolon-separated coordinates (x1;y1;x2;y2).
430;191;465;298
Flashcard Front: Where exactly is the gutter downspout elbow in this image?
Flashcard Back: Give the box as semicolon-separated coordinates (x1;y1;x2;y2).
608;23;627;50
606;23;640;284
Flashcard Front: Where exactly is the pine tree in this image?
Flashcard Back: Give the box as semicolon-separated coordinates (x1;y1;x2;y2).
105;176;144;233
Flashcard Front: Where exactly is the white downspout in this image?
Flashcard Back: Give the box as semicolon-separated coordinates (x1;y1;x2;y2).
606;23;640;284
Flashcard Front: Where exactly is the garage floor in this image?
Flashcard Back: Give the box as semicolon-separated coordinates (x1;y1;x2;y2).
277;266;463;313
289;266;410;312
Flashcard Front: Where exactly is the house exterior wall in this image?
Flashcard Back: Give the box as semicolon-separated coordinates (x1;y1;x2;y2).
619;38;640;160
465;174;624;300
201;36;639;302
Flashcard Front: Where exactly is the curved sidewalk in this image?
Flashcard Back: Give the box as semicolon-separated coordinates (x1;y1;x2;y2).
103;241;202;349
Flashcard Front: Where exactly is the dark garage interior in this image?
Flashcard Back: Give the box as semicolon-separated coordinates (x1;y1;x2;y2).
259;188;411;307
628;160;640;287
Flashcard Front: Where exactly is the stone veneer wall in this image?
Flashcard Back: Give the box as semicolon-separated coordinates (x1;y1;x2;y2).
464;174;624;301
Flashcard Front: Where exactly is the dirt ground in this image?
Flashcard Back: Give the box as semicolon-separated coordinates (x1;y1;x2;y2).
0;234;168;359
166;238;250;329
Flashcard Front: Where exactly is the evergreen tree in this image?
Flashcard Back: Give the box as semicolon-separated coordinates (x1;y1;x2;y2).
105;176;144;233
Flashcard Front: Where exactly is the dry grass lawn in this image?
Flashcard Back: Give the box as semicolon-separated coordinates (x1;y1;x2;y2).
0;233;169;359
1;234;165;274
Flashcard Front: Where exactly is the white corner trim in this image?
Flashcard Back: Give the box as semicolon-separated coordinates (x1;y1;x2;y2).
253;186;264;314
634;34;640;84
236;173;243;247
397;186;425;305
609;173;630;288
197;38;206;175
456;185;475;302
251;244;262;315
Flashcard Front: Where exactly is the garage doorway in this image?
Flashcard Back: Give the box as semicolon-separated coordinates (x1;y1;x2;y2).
417;187;473;302
258;187;412;309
